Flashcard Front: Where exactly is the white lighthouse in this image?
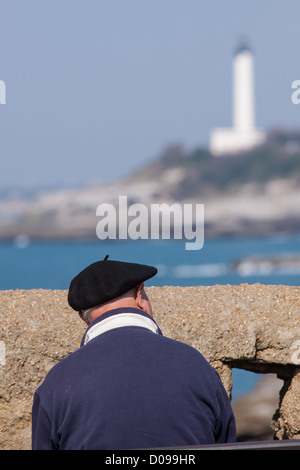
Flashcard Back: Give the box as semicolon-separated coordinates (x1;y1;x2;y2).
210;41;265;156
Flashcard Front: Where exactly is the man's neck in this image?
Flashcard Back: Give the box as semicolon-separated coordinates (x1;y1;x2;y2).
89;298;140;323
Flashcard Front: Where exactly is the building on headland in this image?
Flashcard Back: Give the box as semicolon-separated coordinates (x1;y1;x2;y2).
209;40;266;156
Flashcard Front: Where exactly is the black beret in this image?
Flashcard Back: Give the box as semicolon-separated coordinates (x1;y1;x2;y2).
68;256;157;311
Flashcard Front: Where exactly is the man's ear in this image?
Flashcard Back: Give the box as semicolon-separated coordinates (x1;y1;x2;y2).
135;283;153;317
135;283;145;310
79;311;86;323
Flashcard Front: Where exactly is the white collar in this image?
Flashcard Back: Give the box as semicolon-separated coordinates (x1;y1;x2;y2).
83;312;160;345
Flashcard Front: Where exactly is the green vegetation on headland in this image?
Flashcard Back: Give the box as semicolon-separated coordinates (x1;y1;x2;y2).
127;129;300;200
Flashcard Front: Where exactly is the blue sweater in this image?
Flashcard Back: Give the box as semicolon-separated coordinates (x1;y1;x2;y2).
32;308;236;449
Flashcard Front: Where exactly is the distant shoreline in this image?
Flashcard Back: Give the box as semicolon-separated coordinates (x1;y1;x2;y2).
0;216;300;242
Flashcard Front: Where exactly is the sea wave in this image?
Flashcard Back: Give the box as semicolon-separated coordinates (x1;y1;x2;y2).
173;263;228;278
171;255;300;279
231;255;300;277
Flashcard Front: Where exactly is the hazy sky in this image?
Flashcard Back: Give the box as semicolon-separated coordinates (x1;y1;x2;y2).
1;0;300;190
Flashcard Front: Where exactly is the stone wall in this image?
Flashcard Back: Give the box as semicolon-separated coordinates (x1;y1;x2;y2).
0;284;300;450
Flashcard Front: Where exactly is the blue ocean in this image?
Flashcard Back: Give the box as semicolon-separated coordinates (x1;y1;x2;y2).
1;234;299;400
